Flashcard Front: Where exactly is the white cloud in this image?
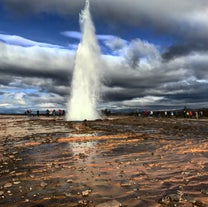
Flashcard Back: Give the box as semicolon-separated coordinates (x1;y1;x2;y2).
36;103;58;109
0;41;73;73
1;92;27;108
13;92;27;105
61;31;82;39
0;34;63;48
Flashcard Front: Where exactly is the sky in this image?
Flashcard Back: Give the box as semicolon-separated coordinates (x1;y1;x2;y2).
0;0;208;114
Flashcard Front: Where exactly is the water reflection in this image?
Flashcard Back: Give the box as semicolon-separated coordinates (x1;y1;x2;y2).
69;141;97;155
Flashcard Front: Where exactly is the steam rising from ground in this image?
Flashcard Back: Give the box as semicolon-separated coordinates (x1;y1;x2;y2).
66;0;102;121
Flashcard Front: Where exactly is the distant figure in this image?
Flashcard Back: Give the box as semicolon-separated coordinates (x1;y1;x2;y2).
183;110;186;118
46;109;50;117
189;111;193;118
37;110;40;117
58;109;62;116
52;109;56;116
27;110;32;117
150;111;153;116
195;111;199;119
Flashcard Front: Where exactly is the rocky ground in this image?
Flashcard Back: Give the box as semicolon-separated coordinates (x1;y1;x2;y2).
0;115;208;207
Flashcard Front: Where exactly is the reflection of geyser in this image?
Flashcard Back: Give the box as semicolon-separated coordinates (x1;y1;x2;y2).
70;141;97;155
66;0;102;121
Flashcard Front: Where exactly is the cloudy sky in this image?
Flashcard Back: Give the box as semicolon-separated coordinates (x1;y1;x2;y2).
0;0;208;113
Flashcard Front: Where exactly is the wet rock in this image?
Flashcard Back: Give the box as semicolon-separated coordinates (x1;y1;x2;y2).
64;192;72;197
54;164;60;169
192;200;206;207
13;181;21;185
1;169;10;174
158;190;184;205
66;179;73;183
24;199;30;203
78;167;87;172
9;171;16;175
40;181;47;188
4;183;12;188
168;193;182;202
82;189;92;196
7;190;12;196
120;182;132;187
201;189;208;195
78;200;89;206
96;200;121;207
158;195;171;205
15;157;23;161
79;153;88;159
0;191;4;196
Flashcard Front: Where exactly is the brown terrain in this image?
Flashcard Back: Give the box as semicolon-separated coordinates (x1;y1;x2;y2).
0;115;208;207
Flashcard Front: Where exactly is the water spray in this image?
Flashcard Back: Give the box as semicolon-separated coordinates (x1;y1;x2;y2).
66;0;102;121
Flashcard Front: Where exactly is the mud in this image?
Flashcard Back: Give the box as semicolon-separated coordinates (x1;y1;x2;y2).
0;115;208;207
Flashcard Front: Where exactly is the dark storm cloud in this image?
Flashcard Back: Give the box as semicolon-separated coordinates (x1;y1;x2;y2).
162;43;208;61
0;74;13;86
92;1;208;36
3;0;208;52
0;64;69;82
103;86;146;102
0;41;74;86
2;0;84;16
3;0;208;31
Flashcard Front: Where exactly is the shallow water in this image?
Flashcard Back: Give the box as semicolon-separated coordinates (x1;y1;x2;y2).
0;116;208;207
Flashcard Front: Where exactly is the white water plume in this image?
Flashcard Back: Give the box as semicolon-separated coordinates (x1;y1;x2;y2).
66;0;102;121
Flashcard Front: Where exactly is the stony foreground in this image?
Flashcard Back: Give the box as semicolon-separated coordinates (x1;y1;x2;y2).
0;115;208;207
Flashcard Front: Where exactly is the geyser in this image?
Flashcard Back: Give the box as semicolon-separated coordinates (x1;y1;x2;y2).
66;0;102;121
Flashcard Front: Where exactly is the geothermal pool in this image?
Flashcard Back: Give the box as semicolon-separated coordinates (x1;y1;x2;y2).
0;115;208;207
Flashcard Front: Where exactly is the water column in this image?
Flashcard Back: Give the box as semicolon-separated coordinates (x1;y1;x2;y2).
66;0;102;121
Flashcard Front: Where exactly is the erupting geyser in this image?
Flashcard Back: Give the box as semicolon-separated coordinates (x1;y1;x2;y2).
66;0;102;121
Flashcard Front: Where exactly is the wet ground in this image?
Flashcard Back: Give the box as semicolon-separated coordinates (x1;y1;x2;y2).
0;115;208;207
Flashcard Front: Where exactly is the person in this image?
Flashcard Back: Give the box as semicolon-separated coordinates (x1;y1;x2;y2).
195;111;199;119
52;109;56;116
58;109;62;116
37;110;40;117
200;111;203;118
46;109;50;117
189;111;193;118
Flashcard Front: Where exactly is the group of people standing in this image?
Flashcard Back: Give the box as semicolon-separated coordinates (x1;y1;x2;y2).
141;109;205;119
184;110;203;119
25;109;65;117
45;109;65;117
